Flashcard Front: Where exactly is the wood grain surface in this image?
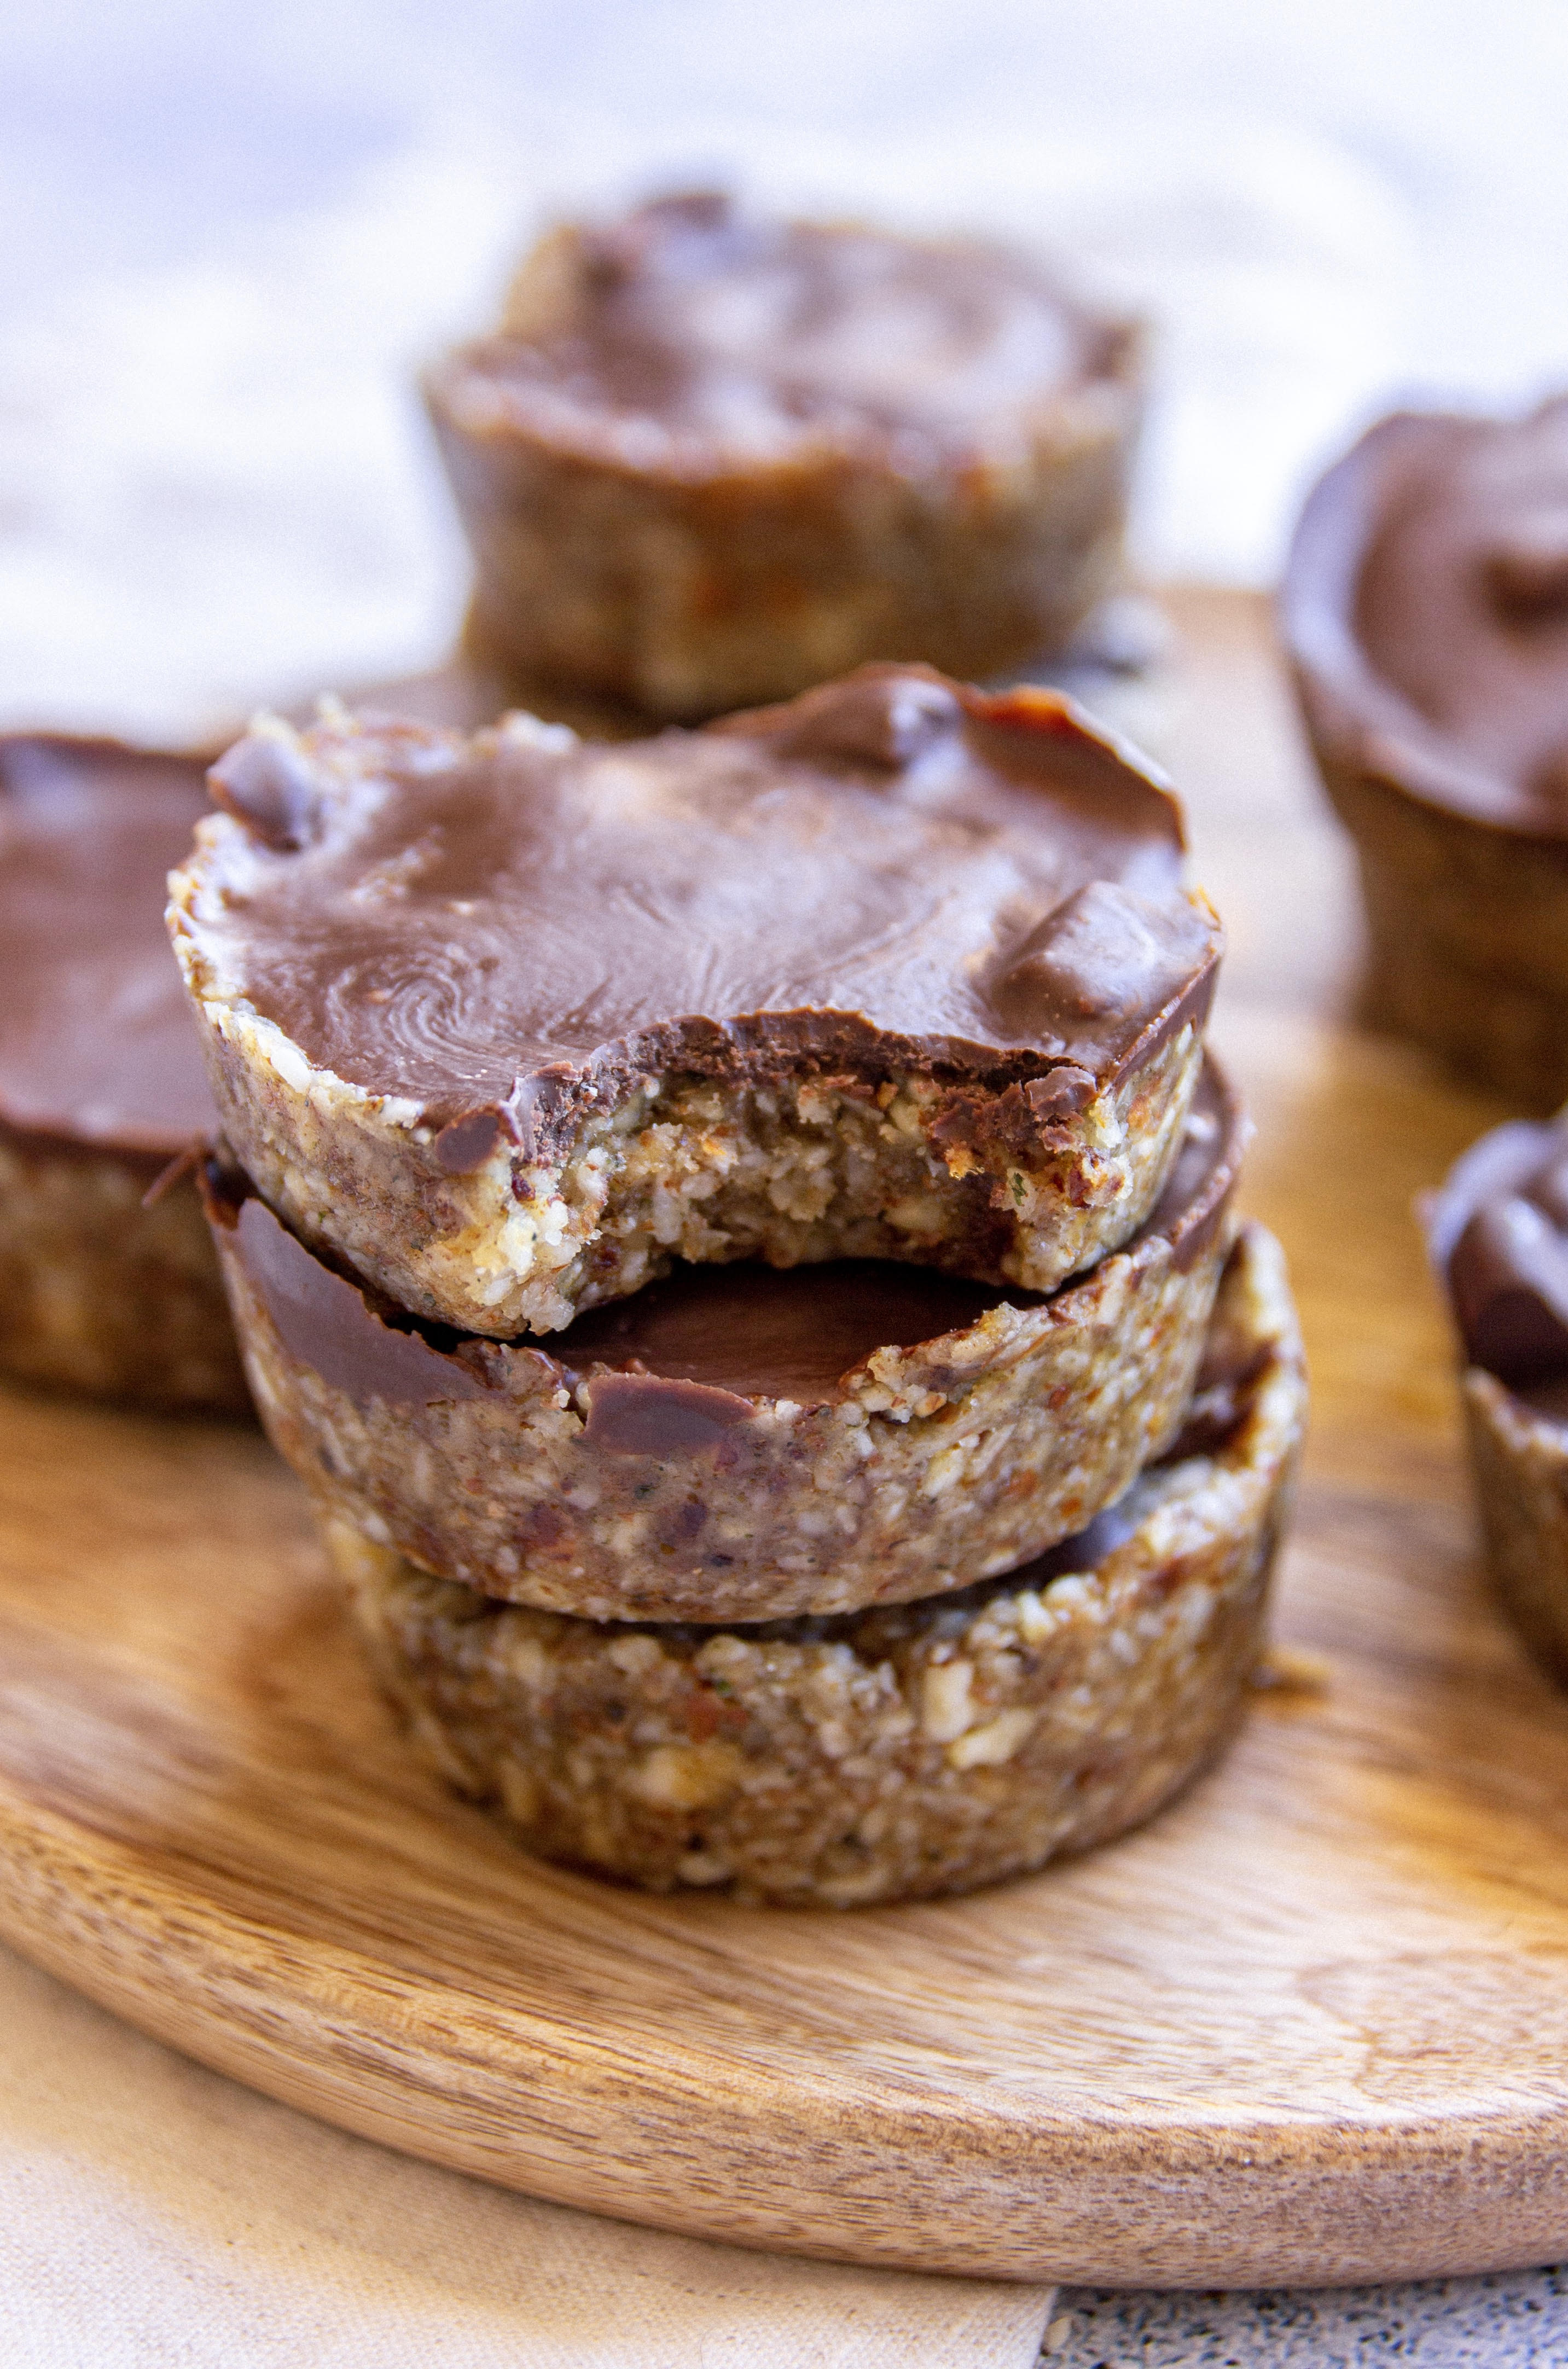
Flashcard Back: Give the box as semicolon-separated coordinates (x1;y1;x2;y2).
4;591;1568;2289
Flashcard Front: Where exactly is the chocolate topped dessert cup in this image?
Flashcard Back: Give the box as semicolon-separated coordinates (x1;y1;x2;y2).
170;665;1221;1340
1284;394;1568;1107
341;1220;1304;1906
1429;1106;1568;1682
424;191;1145;721
207;1055;1245;1622
0;735;247;1410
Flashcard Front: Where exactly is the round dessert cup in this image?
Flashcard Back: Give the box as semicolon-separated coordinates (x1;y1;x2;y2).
207;1058;1244;1622
336;1221;1304;1907
168;670;1221;1338
0;734;247;1412
424;194;1145;721
1282;402;1568;1110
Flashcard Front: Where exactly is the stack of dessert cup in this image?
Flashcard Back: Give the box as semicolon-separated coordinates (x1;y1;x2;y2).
170;661;1308;1907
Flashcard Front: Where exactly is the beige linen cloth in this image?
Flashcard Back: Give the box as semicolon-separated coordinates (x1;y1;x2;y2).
0;1940;1055;2366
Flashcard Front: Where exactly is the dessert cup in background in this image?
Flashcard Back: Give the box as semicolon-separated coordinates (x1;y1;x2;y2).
0;734;247;1412
1282;395;1568;1109
424;191;1145;721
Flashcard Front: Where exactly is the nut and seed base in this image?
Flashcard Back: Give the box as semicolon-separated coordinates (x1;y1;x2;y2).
341;1222;1304;1907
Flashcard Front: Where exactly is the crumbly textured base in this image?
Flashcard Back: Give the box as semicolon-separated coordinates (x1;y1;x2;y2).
183;995;1205;1337
223;1184;1236;1623
0;1135;249;1412
427;364;1143;722
1315;754;1568;1112
1463;1368;1568;1684
341;1223;1304;1906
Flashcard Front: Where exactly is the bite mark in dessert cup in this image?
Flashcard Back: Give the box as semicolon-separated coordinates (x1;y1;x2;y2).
207;1057;1245;1623
1283;396;1568;1108
338;1222;1304;1907
169;666;1221;1339
424;191;1145;721
0;734;247;1410
1429;1109;1568;1680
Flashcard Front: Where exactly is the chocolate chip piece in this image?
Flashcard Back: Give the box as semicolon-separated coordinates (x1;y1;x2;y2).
581;1372;756;1456
208;731;328;852
1023;1066;1097;1121
991;880;1211;1039
1449;1196;1568;1385
434;1109;506;1174
752;668;961;771
1484;514;1568;613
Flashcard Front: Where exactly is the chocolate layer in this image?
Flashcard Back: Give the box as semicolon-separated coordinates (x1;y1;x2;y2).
189;666;1217;1152
207;1060;1236;1419
1430;1115;1568;1386
0;734;216;1156
211;1188;1030;1418
436;190;1119;478
1285;397;1568;833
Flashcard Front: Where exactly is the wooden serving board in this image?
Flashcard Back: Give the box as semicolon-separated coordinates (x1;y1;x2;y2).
4;593;1568;2289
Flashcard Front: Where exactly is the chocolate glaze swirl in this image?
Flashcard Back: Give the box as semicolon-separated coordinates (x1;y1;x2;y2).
0;734;216;1155
184;666;1219;1154
429;190;1126;479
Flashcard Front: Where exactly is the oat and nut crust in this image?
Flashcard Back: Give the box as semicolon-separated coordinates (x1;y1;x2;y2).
342;1223;1304;1906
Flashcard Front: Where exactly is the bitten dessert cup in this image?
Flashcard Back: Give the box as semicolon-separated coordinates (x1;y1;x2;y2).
1429;1110;1568;1681
339;1221;1303;1906
1283;396;1568;1109
214;1051;1244;1619
0;733;247;1410
170;666;1221;1339
207;1057;1244;1622
424;191;1145;721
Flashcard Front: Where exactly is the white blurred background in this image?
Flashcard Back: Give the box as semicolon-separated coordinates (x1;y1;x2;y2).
2;0;1564;736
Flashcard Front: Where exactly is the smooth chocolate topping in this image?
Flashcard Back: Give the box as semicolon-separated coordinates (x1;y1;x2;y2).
1298;397;1568;828
0;735;217;1154
226;1189;498;1406
207;1060;1239;1421
437;191;1121;477
183;667;1217;1149
564;1259;1026;1404
1431;1114;1568;1385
